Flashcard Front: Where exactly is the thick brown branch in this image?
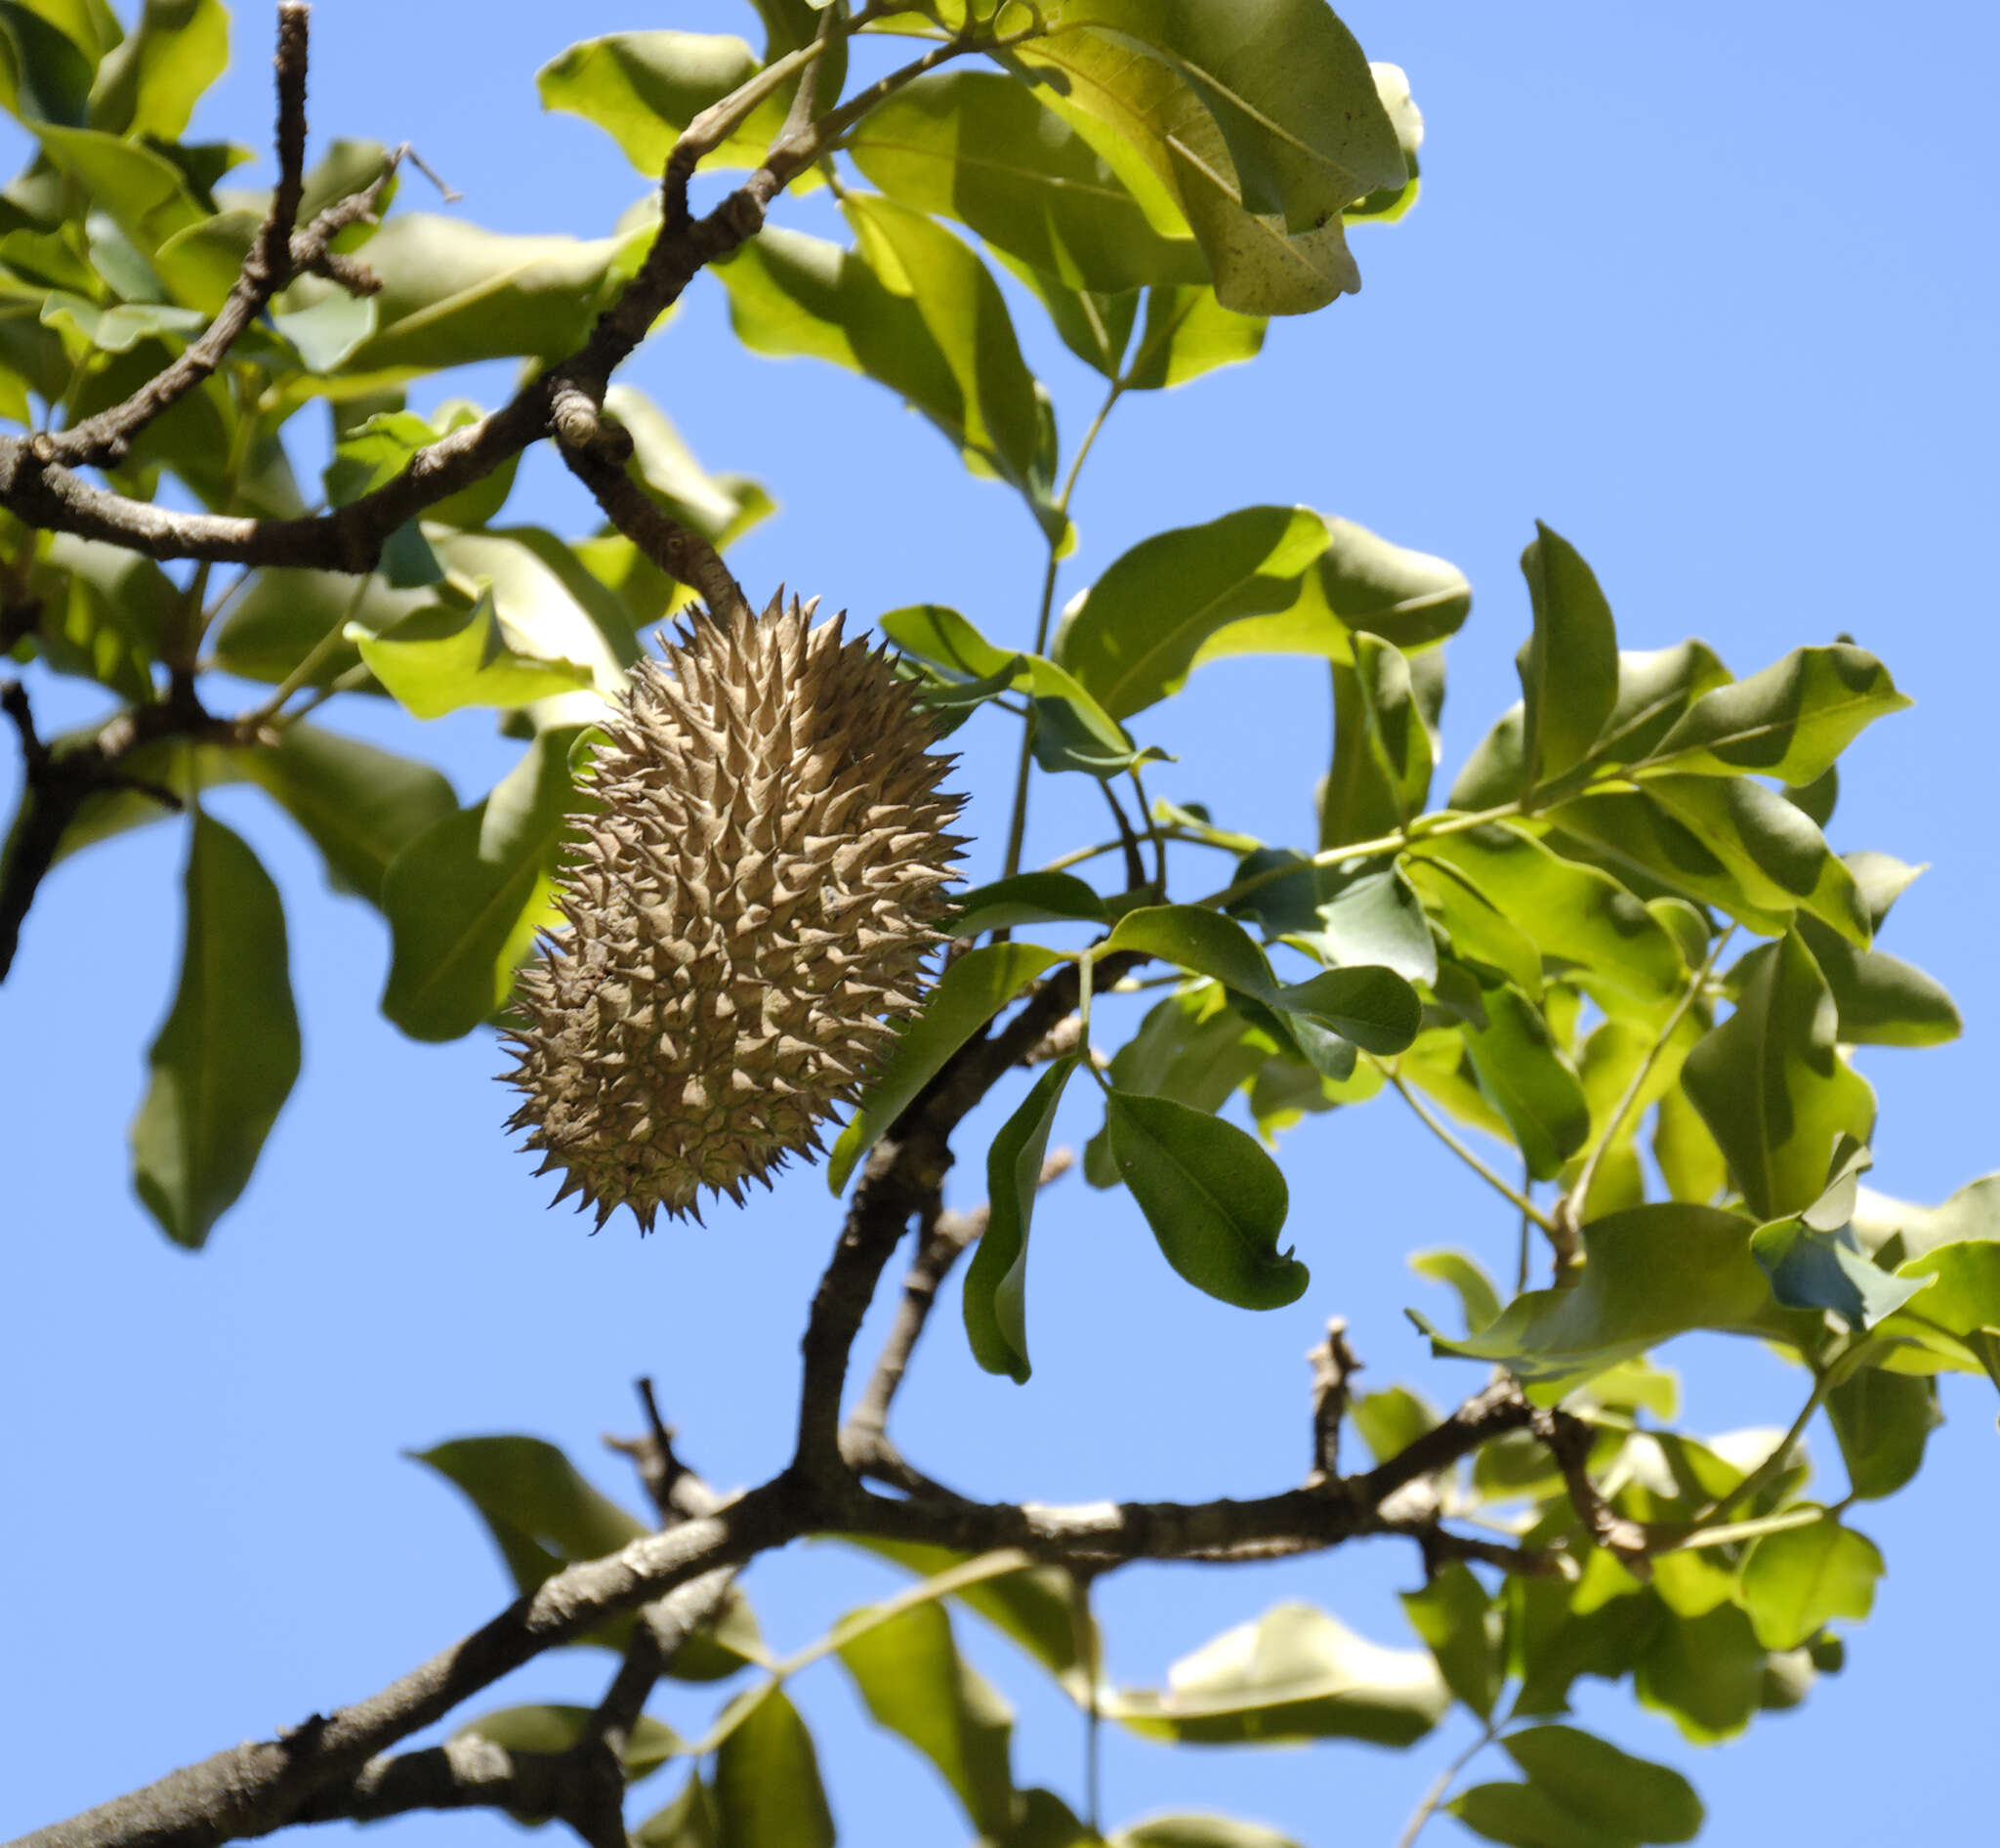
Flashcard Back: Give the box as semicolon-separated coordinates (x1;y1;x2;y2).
1532;1404;1651;1570
793;960;1128;1491
15;1489;796;1848
561;441;750;624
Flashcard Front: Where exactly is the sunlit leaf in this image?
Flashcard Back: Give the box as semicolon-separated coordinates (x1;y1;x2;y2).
1683;931;1876;1221
836;1601;1016;1835
378;729;591;1042
1736;1510;1882;1650
1106;1603;1445;1745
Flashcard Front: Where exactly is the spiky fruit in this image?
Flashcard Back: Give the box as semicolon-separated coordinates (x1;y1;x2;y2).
501;593;963;1230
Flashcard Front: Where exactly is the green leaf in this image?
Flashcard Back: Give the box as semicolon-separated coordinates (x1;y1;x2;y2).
1636;775;1870;946
1236;853;1438;987
354;588;598;719
1190;519;1471;677
716;219;1047;507
1410;822;1685;1018
1402;857;1539;997
841;1537;1088;1695
828;942;1065;1194
1737;1511;1883;1650
1084;981;1275;1183
411;1433;646;1575
238;723;456;906
130;814;301;1248
90;0;227;141
964;1059;1077;1382
1516;523;1618;789
1682;930;1876;1221
456;1702;678;1782
992;248;1142;378
848;68;1201;292
1121;281;1264;388
1016;0;1405;315
28;530;172;700
32;122;204;257
1448;1783;1619;1848
378;729;590;1043
1115;1819;1302;1848
881;601;1019;679
842;191;1048;502
1633;1600;1768;1743
1401;1564;1502;1719
1105;1091;1306;1309
836;1601;1016;1836
637;1772;718;1848
1104;902;1274;995
1457;979;1591;1182
1271;964;1421;1054
0;1;99;126
1320;634;1433;841
1646;644;1908;782
338;213;650;371
1825;1366;1940;1499
1500;1726;1703;1844
712;1689;834;1848
433;525;640;685
1750;1214;1927;1331
1412;1203;1802;1388
1795;913;1961;1047
537;31;781;177
1349;1384;1438;1465
322;402;521;530
1409;1249;1502;1335
948;872;1107;937
1054;503;1330;718
1106;1603;1445;1745
212;567;435;686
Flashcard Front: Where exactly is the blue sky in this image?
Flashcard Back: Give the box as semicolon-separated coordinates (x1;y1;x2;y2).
4;3;1996;1845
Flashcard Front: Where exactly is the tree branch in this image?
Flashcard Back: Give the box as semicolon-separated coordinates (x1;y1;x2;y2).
38;6;313;472
0;679;217;982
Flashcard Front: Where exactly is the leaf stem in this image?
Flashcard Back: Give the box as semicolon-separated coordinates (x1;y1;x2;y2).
1394;1721;1500;1848
679;1547;1033;1759
1564;924;1734;1223
1374;1058;1559;1234
1194;801;1526;911
1000;377;1125;880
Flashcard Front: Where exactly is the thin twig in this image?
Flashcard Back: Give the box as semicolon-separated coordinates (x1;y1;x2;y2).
1374;1059;1559;1233
1307;1318;1361;1482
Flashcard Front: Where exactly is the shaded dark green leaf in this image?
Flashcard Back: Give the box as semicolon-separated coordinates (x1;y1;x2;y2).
1459;978;1591;1182
130;813;300;1248
1106;1091;1306;1309
964;1059;1077;1382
